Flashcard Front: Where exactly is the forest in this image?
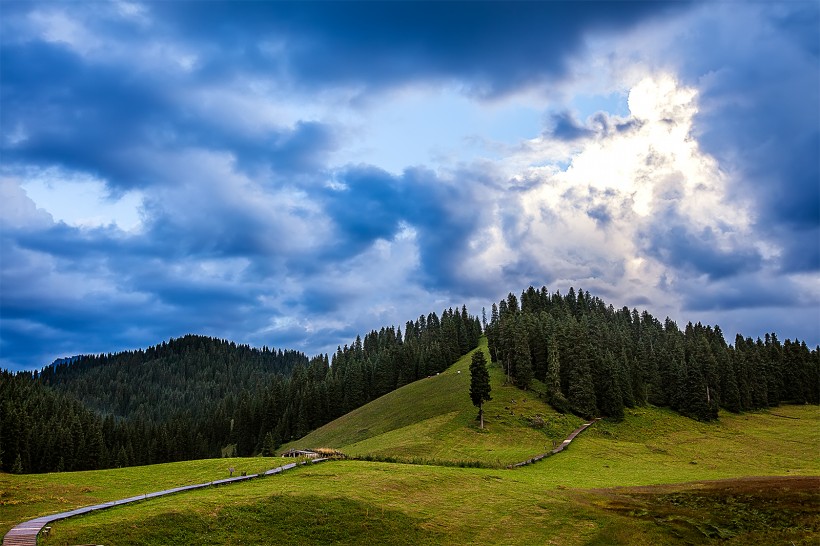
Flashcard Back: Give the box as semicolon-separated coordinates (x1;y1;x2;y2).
0;307;481;474
1;287;817;475
486;287;819;421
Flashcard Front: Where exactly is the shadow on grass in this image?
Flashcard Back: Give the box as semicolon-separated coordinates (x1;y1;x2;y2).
42;494;444;546
352;454;500;469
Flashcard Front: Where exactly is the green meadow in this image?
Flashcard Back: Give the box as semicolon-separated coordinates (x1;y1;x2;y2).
285;339;586;466
3;342;818;544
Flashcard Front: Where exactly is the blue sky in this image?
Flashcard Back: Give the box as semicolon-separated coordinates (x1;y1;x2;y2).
1;1;818;370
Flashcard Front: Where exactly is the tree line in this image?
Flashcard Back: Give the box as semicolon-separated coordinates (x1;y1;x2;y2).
0;308;481;473
486;286;819;421
4;284;816;475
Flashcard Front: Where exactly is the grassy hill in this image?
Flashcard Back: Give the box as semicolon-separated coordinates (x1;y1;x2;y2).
3;404;815;545
3;339;818;544
283;338;585;466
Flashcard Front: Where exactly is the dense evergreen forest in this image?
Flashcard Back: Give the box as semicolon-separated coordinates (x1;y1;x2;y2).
486;287;820;421
2;287;817;475
0;308;481;474
39;336;307;423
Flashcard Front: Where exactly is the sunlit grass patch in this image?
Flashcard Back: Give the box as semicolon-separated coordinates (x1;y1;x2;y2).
286;339;584;466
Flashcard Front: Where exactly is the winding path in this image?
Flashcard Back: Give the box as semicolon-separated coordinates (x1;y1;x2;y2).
3;458;330;546
5;420;602;543
508;418;601;468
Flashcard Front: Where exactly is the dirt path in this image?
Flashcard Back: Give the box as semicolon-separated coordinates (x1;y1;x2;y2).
508;418;601;468
2;458;330;546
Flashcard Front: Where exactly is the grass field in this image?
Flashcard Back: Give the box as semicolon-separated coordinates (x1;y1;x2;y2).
0;457;305;536
4;340;819;544
28;404;820;545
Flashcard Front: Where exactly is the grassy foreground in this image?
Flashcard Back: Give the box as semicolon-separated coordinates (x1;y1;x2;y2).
3;339;818;544
0;405;812;544
0;457;293;536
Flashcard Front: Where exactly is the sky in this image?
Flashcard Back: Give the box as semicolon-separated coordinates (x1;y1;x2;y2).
1;1;819;371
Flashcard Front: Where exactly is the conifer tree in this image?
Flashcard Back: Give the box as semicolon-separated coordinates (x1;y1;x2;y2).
597;352;624;419
12;453;23;474
563;322;597;418
546;343;569;412
487;303;500;363
716;347;741;413
261;432;276;456
616;349;636;408
512;320;534;389
469;351;492;429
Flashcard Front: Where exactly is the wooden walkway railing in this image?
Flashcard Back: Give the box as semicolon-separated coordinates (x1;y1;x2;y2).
3;458;331;546
508;418;600;468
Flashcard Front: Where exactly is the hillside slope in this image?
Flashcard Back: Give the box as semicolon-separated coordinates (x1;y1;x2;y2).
39;334;305;422
7;404;817;545
284;338;585;466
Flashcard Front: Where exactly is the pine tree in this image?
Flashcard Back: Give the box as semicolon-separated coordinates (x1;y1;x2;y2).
717;347;741;413
261;432;276;456
512;320;534;390
469;351;492;429
546;343;569;412
115;446;129;468
565;319;597;418
597;352;624;419
487;303;500;363
528;317;548;382
616;349;635;408
11;453;23;474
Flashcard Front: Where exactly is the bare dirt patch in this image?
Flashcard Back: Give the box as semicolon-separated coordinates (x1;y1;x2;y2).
579;476;820;544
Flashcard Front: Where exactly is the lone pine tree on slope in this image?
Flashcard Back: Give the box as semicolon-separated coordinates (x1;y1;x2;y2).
470;351;492;429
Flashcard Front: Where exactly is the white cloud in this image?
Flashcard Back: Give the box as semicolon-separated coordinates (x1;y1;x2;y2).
480;73;758;316
29;9;100;55
18;169;143;231
0;177;54;229
139;148;331;255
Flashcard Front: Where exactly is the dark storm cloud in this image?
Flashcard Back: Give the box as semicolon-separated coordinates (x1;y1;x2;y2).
321;164;492;294
546;111;595;141
682;276;801;312
154;1;689;96
672;2;820;272
1;227;266;370
1;0;687;195
11;222;131;259
1;43;174;190
777;228;820;274
0;38;337;191
3;0;817;370
321;165;406;254
641;205;762;281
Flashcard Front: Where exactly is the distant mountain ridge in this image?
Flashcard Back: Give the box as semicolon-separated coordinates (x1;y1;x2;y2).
39;334;305;423
49;355;84;367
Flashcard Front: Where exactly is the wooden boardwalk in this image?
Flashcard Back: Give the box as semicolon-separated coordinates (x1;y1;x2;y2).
508;418;601;468
5;420;601;544
2;458;330;546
